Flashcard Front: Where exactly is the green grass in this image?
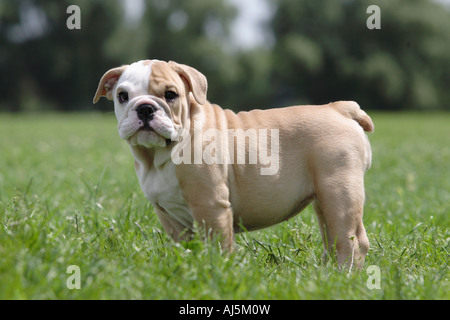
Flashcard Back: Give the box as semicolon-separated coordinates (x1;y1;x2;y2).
0;112;448;299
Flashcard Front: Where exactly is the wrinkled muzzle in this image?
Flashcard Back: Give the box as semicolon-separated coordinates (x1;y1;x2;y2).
118;96;177;148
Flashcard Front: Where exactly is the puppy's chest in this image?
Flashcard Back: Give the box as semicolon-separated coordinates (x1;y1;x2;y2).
139;163;193;227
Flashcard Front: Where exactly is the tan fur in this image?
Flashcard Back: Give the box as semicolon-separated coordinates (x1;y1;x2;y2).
94;60;374;269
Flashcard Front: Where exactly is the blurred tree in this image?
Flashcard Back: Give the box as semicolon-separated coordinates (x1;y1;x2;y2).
101;0;239;111
0;0;237;111
0;0;123;111
228;49;273;110
269;0;450;110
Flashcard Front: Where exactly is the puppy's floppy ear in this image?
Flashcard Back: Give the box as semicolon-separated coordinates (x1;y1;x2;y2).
93;65;128;104
169;61;207;105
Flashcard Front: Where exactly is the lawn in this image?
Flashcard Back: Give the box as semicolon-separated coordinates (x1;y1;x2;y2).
0;112;448;300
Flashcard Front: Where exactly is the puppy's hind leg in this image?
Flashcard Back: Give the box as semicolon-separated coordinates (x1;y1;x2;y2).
312;171;370;270
312;200;332;264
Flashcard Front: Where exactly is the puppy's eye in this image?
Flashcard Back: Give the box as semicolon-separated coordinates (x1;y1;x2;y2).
164;91;178;102
118;92;129;104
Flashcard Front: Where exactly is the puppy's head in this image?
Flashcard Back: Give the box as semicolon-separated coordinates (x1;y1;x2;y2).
93;60;207;148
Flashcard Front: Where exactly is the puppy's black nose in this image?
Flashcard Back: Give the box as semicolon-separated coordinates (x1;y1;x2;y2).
136;104;156;122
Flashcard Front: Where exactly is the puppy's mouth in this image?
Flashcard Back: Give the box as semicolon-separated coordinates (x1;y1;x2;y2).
138;124;154;132
135;125;171;147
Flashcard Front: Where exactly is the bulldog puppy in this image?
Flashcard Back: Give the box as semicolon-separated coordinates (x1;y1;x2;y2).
93;59;374;269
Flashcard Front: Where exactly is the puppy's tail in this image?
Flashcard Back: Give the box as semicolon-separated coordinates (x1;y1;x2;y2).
331;101;374;132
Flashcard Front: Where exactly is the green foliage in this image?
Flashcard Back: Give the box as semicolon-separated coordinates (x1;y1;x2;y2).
1;0;450;111
270;0;450;110
0;113;448;299
0;0;238;111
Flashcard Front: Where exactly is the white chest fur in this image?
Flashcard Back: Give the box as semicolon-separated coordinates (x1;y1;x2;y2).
133;147;194;230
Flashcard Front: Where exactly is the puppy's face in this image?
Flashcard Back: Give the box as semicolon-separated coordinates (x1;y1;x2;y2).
93;60;207;148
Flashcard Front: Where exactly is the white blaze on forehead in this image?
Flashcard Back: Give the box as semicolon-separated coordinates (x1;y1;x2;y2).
116;60;154;96
114;60;155;122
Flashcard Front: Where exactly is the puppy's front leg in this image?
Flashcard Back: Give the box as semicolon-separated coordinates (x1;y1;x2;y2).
176;164;234;251
153;203;194;242
190;201;234;252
